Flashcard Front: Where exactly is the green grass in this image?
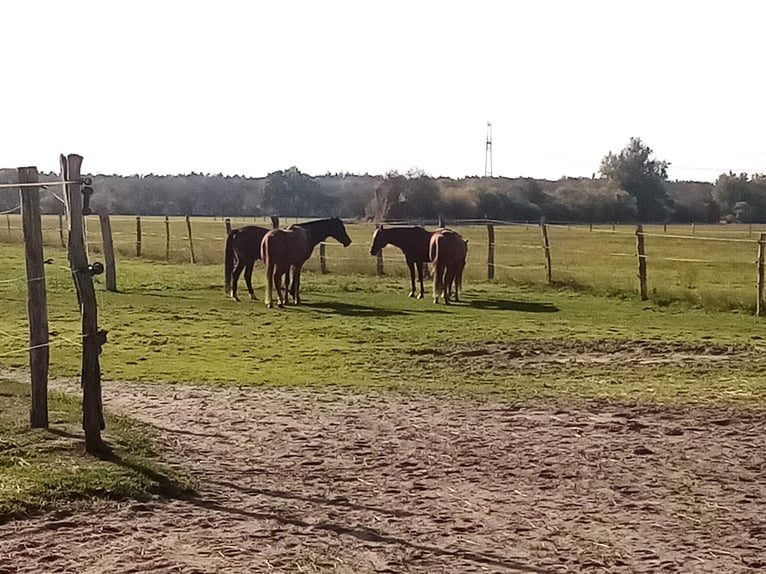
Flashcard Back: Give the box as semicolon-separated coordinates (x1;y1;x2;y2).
3;216;764;311
0;242;764;403
0;379;191;521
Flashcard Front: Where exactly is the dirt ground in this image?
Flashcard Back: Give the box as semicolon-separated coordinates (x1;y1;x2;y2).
1;347;765;573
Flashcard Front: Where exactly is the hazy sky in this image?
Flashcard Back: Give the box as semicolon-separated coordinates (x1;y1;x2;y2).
3;1;764;182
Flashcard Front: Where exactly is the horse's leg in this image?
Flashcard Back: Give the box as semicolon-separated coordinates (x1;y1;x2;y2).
231;258;245;301
444;266;455;305
244;260;258;300
416;261;425;299
293;264;303;304
432;261;442;303
274;266;286;308
265;261;274;308
406;260;416;298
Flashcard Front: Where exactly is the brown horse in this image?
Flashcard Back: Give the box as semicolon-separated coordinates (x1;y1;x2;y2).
429;229;467;304
224;225;270;301
369;225;433;298
261;217;352;308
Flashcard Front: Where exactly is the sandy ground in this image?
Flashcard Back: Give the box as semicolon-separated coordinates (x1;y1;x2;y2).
1;371;765;574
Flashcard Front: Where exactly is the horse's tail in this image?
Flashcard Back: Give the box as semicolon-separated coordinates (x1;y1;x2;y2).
224;230;236;293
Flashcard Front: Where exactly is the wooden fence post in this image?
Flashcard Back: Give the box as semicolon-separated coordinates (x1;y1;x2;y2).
18;166;49;429
164;216;170;261
135;216;142;257
6;214;11;242
271;215;279;228
62;153;106;455
99;214;117;292
225;217;231;235
58;213;66;247
757;233;765;316
185;215;196;263
438;215;445;228
636;224;648;301
319;243;327;273
540;218;552;285
487;223;495;280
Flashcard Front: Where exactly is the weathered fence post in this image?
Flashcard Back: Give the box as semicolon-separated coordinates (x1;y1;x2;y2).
135;216;142;257
58;213;66;247
185;215;196;264
540;217;552;285
164;216;170;261
62;153;107;455
438;215;445;228
487;223;495;280
6;214;11;242
319;243;327;273
99;214;117;292
225;217;231;235
636;224;648;301
757;233;765;316
18;166;49;429
271;215;279;228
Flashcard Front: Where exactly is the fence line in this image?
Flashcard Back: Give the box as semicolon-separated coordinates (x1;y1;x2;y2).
1;214;765;314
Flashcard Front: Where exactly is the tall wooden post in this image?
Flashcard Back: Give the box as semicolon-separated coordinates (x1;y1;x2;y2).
62;154;106;455
271;215;279;228
636;224;648;301
319;243;327;273
135;216;142;257
185;215;196;264
99;214;117;292
540;218;552;285
225;217;232;235
757;233;765;316
6;214;11;242
58;213;66;247
486;223;495;280
164;215;170;261
18;166;49;429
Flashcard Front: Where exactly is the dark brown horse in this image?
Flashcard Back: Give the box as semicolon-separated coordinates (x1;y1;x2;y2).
261;217;352;308
369;225;433;298
224;225;270;301
429;228;467;304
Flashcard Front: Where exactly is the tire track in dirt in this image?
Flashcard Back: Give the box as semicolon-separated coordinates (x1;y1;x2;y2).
2;379;765;573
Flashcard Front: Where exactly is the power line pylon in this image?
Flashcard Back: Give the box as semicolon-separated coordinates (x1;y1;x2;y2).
484;121;493;177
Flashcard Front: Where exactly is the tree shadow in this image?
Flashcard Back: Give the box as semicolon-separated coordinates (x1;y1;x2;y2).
468;299;560;313
208;479;416;518
185;495;560;574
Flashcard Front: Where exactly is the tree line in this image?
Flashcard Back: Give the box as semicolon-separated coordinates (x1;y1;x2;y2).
1;138;764;223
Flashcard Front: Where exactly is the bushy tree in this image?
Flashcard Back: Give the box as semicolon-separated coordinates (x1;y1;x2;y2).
600;137;671;222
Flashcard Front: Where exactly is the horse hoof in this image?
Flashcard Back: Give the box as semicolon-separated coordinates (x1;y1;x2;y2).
408;292;415;298
417;293;423;300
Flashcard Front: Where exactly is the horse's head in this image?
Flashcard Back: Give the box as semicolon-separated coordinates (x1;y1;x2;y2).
370;225;385;256
329;217;352;247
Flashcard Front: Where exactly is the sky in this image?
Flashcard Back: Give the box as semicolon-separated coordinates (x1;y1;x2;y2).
2;0;765;182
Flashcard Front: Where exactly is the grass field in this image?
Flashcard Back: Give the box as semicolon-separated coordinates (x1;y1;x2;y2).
2;215;764;311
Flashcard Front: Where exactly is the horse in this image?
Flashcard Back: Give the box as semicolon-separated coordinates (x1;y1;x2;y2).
429;228;467;304
261;217;352;308
369;225;433;298
224;225;270;301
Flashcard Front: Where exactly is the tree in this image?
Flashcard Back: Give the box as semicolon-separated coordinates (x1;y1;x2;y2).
600;137;671;222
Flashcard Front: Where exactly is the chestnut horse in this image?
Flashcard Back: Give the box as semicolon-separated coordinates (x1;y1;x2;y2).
224;225;270;301
369;225;433;298
261;217;352;308
429;229;467;304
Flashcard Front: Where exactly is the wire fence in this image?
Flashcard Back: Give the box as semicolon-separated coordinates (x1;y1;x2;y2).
1;214;765;312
